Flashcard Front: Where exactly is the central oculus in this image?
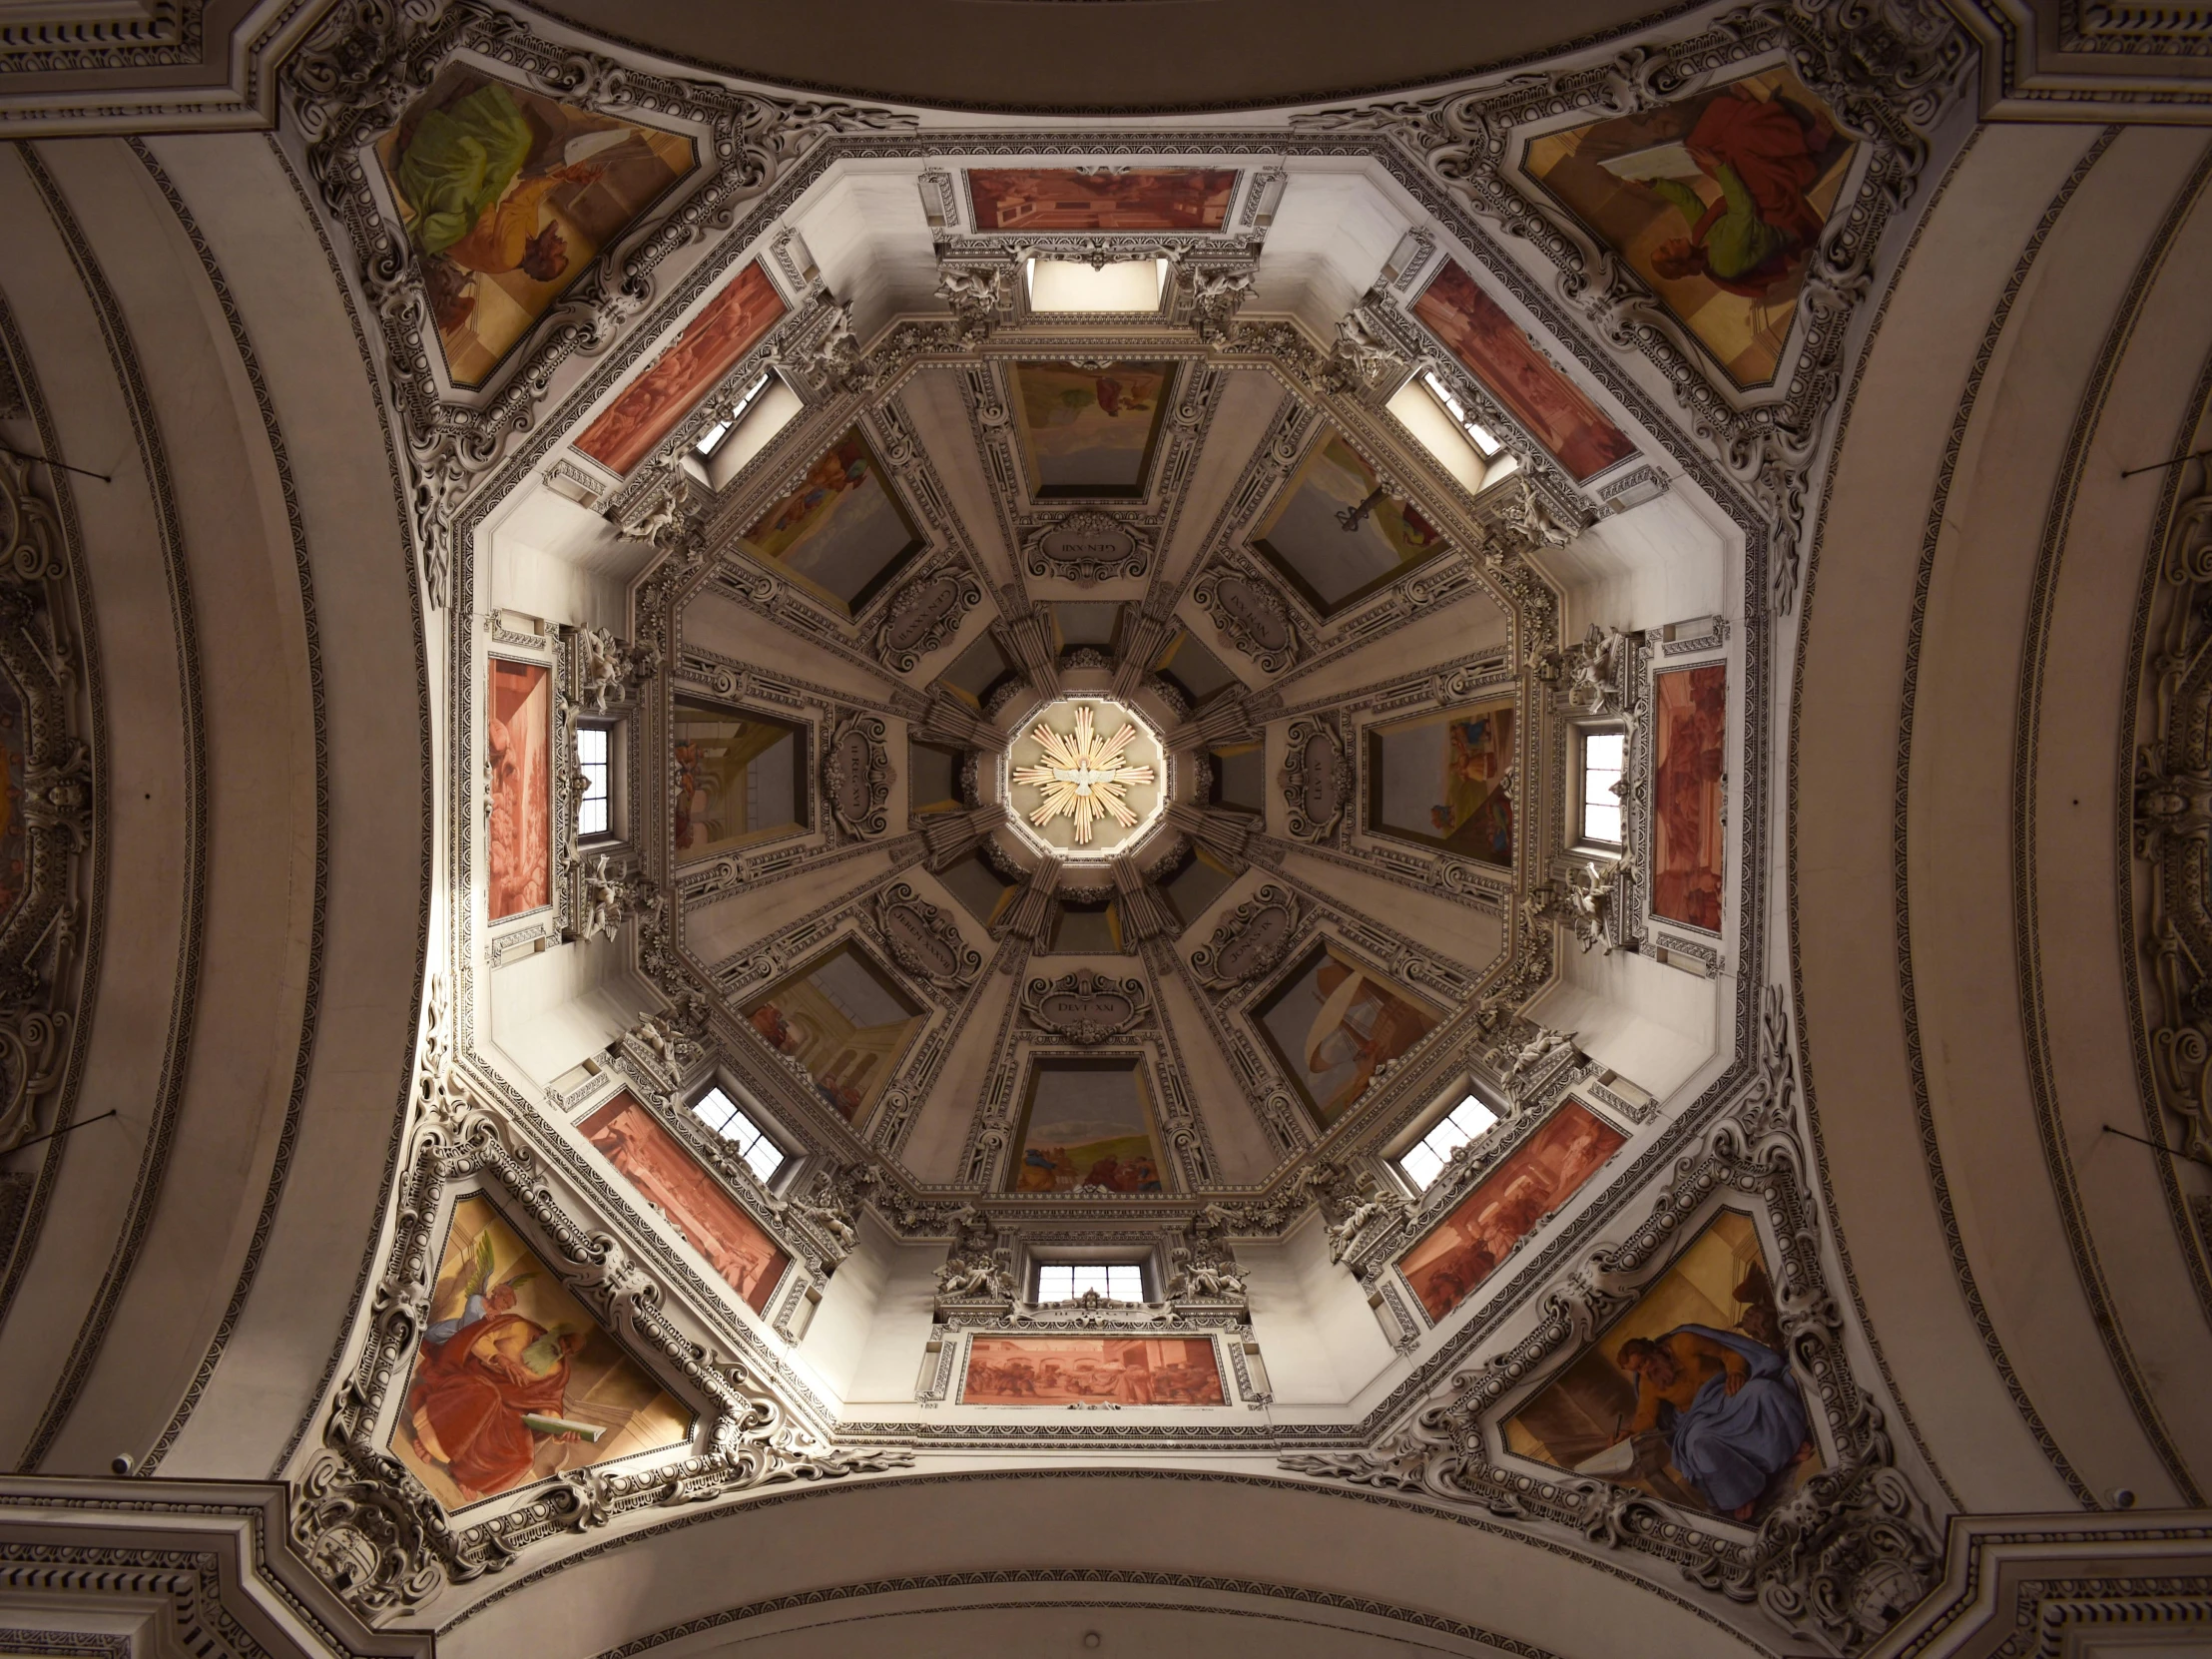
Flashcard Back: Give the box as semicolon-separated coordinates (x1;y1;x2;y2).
1004;697;1166;860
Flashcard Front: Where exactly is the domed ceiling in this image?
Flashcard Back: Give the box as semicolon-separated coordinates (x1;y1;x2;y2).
31;0;2173;1650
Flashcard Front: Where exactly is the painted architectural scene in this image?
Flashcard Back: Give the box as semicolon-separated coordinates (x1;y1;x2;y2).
1411;260;1636;482
486;659;550;918
376;66;696;388
1251;941;1441;1126
1523;69;1857;388
1503;1210;1820;1522
1010;1059;1166;1193
738;942;924;1123
1651;664;1726;931
672;699;808;859
967;168;1237;231
1366;698;1516;864
575;261;786;475
1252;433;1450;614
738;428;924;614
962;1337;1225;1404
1397;1099;1626;1323
1012;360;1173;497
578;1093;790;1314
392;1195;693;1510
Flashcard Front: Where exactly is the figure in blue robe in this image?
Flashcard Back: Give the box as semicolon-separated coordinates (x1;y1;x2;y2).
1615;1323;1809;1518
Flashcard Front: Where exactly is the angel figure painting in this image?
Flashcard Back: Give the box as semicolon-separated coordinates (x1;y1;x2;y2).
738;429;924;615
1503;1210;1819;1522
1012;361;1173;497
1252;941;1441;1127
1367;699;1516;865
1397;1100;1625;1323
579;1093;789;1314
1652;664;1726;931
738;943;924;1123
1252;434;1450;614
1010;1059;1167;1194
393;1195;692;1510
377;66;697;388
1523;69;1857;387
487;659;550;918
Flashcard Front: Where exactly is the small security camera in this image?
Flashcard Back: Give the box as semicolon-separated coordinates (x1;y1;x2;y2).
110;1454;132;1475
2108;1486;2137;1510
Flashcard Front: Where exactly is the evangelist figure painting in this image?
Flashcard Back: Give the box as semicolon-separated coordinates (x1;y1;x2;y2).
1367;699;1516;865
487;659;550;918
739;429;923;614
1252;941;1441;1127
1504;1210;1819;1522
393;1195;691;1509
579;1093;789;1314
1411;260;1636;482
739;943;923;1123
1397;1100;1625;1323
963;1337;1224;1404
1523;69;1856;387
1011;1059;1166;1194
377;66;696;388
1252;434;1449;614
1012;361;1172;497
1652;664;1726;931
575;262;786;475
672;699;807;860
968;168;1236;231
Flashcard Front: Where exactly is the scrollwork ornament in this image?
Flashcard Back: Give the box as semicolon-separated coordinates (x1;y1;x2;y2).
1020;967;1150;1044
1189;882;1300;991
866;881;979;992
875;562;984;675
1280;716;1349;841
1192;556;1302;675
823;713;891;838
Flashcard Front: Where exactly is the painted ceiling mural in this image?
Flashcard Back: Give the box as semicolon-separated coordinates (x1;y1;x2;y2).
239;0;1995;1653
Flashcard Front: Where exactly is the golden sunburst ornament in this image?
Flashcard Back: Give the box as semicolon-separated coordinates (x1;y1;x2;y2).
1011;703;1158;846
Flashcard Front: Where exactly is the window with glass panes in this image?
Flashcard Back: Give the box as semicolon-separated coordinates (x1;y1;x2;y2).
689;1087;786;1183
1035;1263;1146;1304
1396;1093;1500;1191
1580;728;1625;847
576;723;613;839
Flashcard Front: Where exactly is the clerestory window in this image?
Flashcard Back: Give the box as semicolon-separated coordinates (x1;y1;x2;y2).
1397;1092;1500;1191
1579;727;1626;848
690;1086;787;1184
1035;1263;1146;1304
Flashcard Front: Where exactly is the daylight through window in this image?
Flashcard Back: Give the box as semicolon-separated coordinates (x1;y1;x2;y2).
1036;1263;1146;1304
1398;1093;1500;1191
694;371;775;458
576;724;612;838
690;1086;787;1183
1421;369;1504;458
1581;729;1625;847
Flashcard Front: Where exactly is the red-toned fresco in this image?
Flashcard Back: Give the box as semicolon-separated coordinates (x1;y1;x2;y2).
486;658;549;919
574;261;786;475
1652;663;1726;930
962;1337;1225;1404
968;168;1236;232
1397;1099;1624;1323
1411;260;1636;482
579;1093;790;1314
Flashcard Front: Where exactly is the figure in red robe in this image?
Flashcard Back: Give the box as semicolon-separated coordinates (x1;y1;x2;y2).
406;1294;583;1500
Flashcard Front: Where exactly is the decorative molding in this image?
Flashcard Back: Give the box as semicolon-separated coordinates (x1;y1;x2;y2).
1020;968;1152;1045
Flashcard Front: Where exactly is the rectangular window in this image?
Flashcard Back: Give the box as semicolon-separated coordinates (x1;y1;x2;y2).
1422;369;1504;458
694;371;775;459
1580;728;1625;848
576;723;614;839
1397;1092;1501;1191
690;1086;787;1184
1035;1263;1146;1304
